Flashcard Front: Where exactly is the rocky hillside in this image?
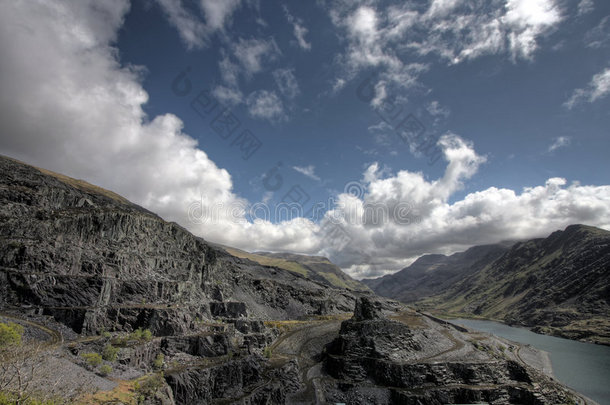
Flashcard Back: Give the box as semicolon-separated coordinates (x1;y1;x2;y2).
223;247;370;292
0;155;587;404
367;225;610;345
363;242;512;302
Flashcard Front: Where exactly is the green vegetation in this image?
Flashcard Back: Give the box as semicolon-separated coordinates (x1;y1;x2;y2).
0;322;24;348
81;352;102;367
263;346;272;359
99;328;111;339
99;364;112;377
152;353;164;370
131;328;153;341
134;373;166;404
318;272;350;290
0;391;62;405
223;247;309;276
102;344;119;362
114;328;154;346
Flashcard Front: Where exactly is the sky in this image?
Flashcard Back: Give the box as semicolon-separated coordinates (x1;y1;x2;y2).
0;0;609;279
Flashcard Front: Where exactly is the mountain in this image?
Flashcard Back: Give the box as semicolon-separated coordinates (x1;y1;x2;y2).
223;248;370;292
367;225;610;345
0;155;582;404
363;242;513;302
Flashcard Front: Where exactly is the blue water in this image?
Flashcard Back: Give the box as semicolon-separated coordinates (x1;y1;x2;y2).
449;319;610;405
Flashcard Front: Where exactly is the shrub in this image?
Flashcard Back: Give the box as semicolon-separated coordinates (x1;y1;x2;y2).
81;352;102;367
99;364;112;376
102;344;119;362
135;373;165;404
263;346;272;359
131;328;143;340
153;353;164;370
0;322;24;348
141;329;153;341
130;328;153;342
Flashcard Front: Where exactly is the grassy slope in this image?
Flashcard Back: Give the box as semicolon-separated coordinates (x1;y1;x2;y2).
223;247;369;291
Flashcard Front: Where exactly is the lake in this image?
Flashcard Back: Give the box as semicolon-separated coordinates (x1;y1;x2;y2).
449;319;610;405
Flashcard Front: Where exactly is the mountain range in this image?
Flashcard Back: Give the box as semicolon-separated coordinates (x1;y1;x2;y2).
365;224;610;345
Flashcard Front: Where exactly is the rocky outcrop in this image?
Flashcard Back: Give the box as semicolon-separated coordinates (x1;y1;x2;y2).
322;298;576;404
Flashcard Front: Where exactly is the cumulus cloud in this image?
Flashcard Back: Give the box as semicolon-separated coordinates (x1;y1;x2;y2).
318;135;610;279
548;136;571;152
292;165;321;181
0;0;317;254
564;67;610;109
246;90;286;121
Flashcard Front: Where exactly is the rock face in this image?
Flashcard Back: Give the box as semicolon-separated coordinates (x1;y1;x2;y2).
0;155;356;403
0;156;586;404
366;225;610;345
0;155;355;333
322;298;575;405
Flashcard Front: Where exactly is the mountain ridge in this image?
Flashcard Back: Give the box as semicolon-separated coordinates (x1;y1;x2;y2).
365;224;610;345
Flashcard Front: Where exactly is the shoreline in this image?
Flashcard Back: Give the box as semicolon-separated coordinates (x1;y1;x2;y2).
428;310;610;347
445;317;603;405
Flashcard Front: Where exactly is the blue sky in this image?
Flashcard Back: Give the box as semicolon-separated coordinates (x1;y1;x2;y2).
1;0;609;278
116;0;610;205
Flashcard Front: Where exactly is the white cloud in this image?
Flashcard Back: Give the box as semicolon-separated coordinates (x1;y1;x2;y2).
283;6;312;50
585;16;610;49
155;0;242;49
232;37;281;77
0;0;318;255
368;121;395;146
327;0;564;98
318;135;610;279
218;54;240;87
246;90;286;121
564;67;610;109
426;100;450;118
292;165;321;181
156;0;207;49
503;0;562;60
548;136;571;152
577;0;594;16
199;0;241;31
211;85;243;106
273;68;300;99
